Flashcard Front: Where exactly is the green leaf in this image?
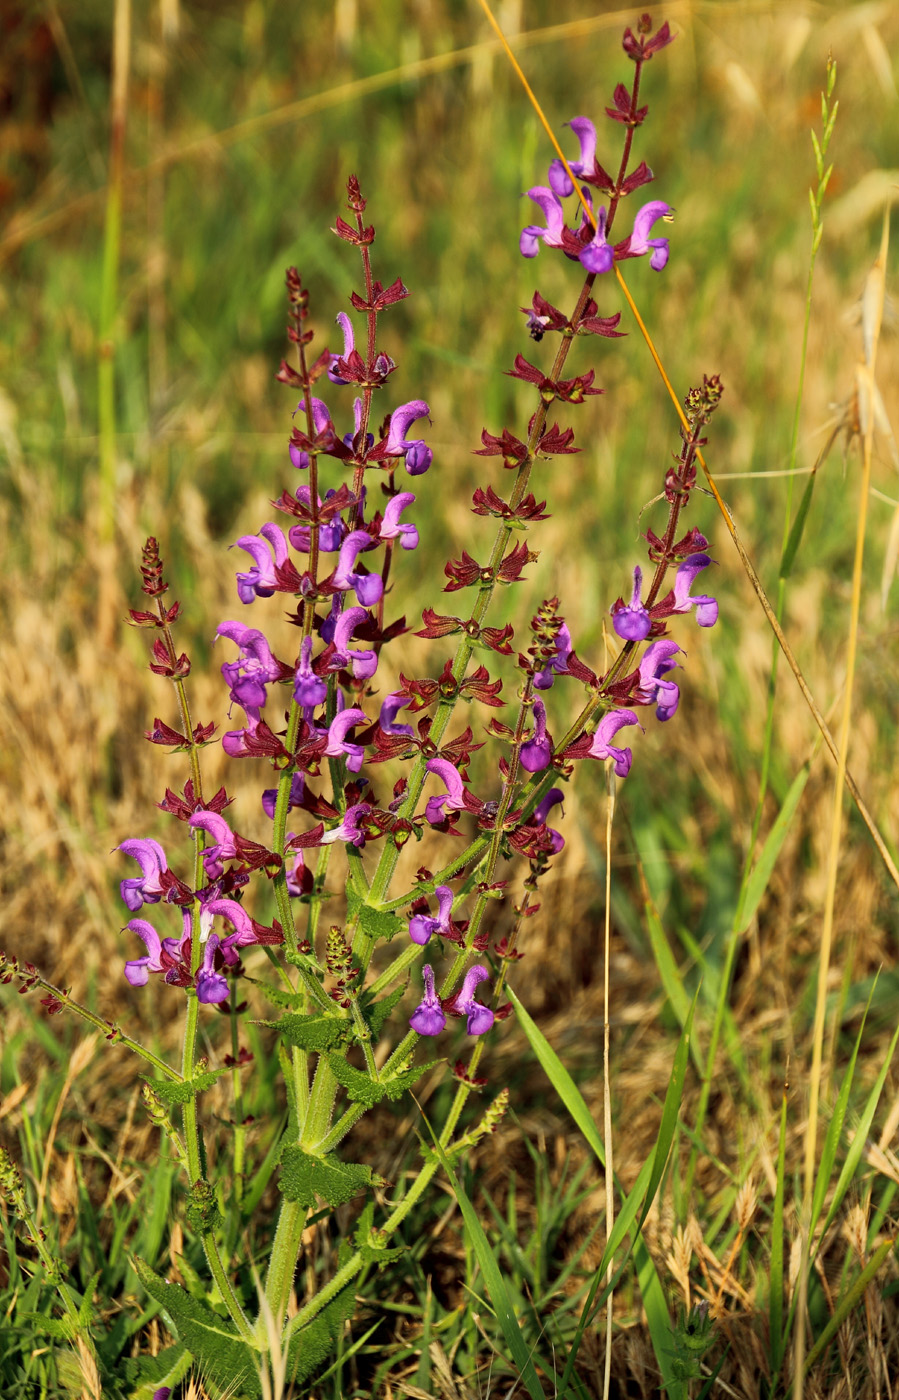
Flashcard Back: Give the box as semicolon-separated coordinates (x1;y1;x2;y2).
382;1060;440;1101
124;1343;192;1399
739;763;810;933
241;976;305;1011
279;1144;375;1207
357;900;403;943
780;470;818;580
325;1054;387;1106
284;1245;358;1386
643;897;703;1074
132;1257;262;1398
145;1068;228;1105
360;983;406;1039
258;1010;350;1052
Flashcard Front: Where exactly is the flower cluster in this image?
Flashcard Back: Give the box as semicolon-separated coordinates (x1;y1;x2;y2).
118;15;719;1067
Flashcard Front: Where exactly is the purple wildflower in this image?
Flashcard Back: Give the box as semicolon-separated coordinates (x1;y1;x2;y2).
289;397;334;469
384;401;432;476
519;699;553;772
223;704;263;757
117;838;168;912
188;810;238;880
534;788;566;853
637;640;682;721
123;918;178;987
195;933;229;1004
672;554;718;626
233;523;289;603
534;623;572;690
320;802;373;848
379;492;419;550
520;187;567;258
216;621;285;710
409;885;454;946
332;531;384;606
327;312;356;384
409;964;446;1037
578;204;614;275
322;707;368;773
612;566;652;641
328;606;378;681
447;964;494;1036
548;116;598;197
379;691;415;737
294;635;328;709
424;758;469;825
588;709;641;777
262;772;306;821
625;201;674;271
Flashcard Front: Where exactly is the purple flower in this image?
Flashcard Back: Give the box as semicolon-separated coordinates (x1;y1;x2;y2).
424;758;469;824
519;699;553;772
548;116;598;197
588;709;641;778
117;838;168;912
672;554;718;626
332;531;383;606
327;312;356;384
578;205;614;275
637;640;682;721
123;918;177;986
223;704;262;757
409;885;454;945
379;691;415;737
320;802;373;848
534;788;566;853
262;772;306;820
289;397;334;469
534;623;572;690
152;1390;173;1400
288;489;345;553
447;964;494;1036
205;897;258;960
216;620;285;710
322;707;368;773
294;635;328;709
328;606;378;681
188;810;238;880
611;566;652;641
195;933;229;1004
625;201;674;271
233;523;289;603
409;964;446;1037
520;186;567;258
384;401;432;476
379;492;419;550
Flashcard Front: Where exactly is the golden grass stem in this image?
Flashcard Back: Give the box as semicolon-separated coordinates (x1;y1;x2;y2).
603;770;616;1400
793;206;890;1400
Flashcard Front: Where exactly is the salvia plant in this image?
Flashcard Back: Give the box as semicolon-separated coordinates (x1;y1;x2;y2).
1;13;727;1398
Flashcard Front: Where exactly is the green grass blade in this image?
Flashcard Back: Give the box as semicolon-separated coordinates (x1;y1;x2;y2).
739;763;810;934
421;1121;549;1400
769;1077;788;1378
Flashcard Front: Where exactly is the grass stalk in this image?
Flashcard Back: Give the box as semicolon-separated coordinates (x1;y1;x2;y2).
602;771;616;1400
793;208;889;1400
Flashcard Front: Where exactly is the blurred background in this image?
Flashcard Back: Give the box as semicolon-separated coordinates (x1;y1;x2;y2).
2;0;899;1317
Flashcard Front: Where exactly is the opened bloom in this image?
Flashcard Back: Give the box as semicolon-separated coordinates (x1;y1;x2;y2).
447;964;494;1036
672;554;718;626
118;838;168;911
637;640;682;721
624;200;673;271
233;522;289;603
332;531;383;606
384;401;432;476
588;709;641;777
409;886;454;946
217;621;285;710
410;964;446;1036
612;566;652;641
519;699;553;772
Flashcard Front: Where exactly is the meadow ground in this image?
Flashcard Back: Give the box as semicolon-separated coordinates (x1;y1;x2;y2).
2;2;899;1396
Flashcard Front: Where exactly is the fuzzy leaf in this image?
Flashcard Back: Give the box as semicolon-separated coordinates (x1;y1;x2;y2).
123;1344;192;1399
325;1054;386;1106
279;1144;374;1207
258;1011;350;1052
145;1068;229;1105
360;983;406;1039
241;976;305;1012
132;1257;262;1398
284;1245;358;1384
